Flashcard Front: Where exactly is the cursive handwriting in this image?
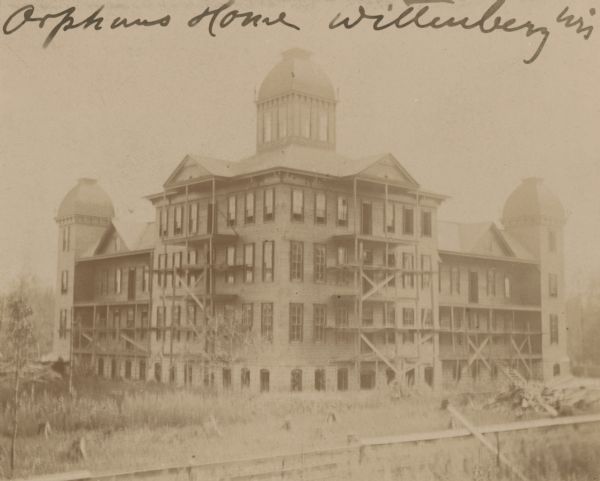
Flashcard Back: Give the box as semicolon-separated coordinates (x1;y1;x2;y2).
329;0;550;64
188;0;300;36
2;4;170;47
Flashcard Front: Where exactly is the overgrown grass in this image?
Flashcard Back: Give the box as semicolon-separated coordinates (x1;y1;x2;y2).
1;375;600;480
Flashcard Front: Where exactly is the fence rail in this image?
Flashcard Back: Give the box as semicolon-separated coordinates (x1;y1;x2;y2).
19;413;600;481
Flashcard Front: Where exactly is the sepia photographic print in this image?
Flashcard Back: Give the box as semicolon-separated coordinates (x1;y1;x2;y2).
1;0;599;479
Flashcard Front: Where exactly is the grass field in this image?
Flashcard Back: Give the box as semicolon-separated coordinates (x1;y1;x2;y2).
1;376;600;480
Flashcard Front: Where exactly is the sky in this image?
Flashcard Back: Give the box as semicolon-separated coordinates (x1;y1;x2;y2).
1;0;599;294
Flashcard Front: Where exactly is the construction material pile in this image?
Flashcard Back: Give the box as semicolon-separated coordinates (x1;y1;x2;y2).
486;376;600;417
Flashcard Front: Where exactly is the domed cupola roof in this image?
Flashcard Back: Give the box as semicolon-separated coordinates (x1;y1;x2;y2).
502;177;565;226
57;178;115;220
258;48;336;102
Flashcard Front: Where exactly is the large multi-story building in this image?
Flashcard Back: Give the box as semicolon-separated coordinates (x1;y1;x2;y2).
53;49;569;392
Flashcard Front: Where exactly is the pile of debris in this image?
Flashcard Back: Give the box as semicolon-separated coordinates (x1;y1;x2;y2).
485;376;600;417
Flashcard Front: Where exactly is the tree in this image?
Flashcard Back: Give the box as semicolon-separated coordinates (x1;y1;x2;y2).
1;285;35;478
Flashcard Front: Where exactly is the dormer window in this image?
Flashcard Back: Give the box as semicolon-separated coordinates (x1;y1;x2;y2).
264;111;272;143
318;110;328;141
301;102;310;138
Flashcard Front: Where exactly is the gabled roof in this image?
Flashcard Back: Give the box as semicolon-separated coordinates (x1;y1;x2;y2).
164;146;422;189
438;221;535;261
81;219;155;258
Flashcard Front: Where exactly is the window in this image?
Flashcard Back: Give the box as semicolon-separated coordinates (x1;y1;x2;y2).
402;253;414;288
403;308;415;326
553;363;561;376
188;202;198;234
174;205;183;235
124;360;132;380
289;303;303;342
504;275;511;299
261;303;273;342
187;303;197;326
550;314;559;344
402;332;415;344
335;305;350;343
318;110;328;141
115;268;122;294
154;362;162;382
313;304;326;342
59;309;68;339
173;252;182;287
487;269;496;296
301;101;310;138
315;192;326;224
337;196;348;226
337;368;348;391
314;244;326;283
242;304;253;333
363;249;373;266
157;254;166;288
61;270;69;294
260;369;270;392
291;368;303;392
291;189;304;221
139;360;146;381
245;191;255;223
172;305;181;327
386;202;395;233
222;368;232;389
387;252;396;287
421;211;432;237
315;369;326;391
385;304;396;326
279;101;287;138
451;267;461;294
264;188;275;222
421;255;431;289
156;306;165;340
549;273;558;297
422;308;433;327
264;110;272;142
549;230;556;252
244;243;255;283
362;304;373;326
290;241;304;281
142;266;150;293
62;225;71;251
227;195;236;226
127;307;135;328
226;246;236;284
262;241;274;282
337;246;348;266
403;207;414;235
159;207;169;237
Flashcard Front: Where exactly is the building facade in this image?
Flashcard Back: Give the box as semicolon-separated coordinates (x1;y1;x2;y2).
53;49;569;392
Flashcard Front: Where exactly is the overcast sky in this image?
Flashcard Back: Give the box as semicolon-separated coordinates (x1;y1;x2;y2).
1;0;599;294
